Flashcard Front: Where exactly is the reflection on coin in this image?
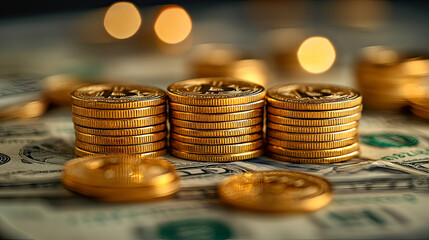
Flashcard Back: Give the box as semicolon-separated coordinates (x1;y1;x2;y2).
267;105;362;119
269;151;359;163
170;125;263;137
267;136;358;150
170;139;263;154
218;171;333;212
267;84;362;110
267;113;361;126
170;117;263;129
75;131;167;145
169;100;264;113
75;140;166;153
170;108;263;122
170;148;263;162
74;147;167;157
74;124;166;136
167;78;265;106
71;84;166;109
267;143;359;158
0;99;48;120
267;121;358;133
71;104;166;118
72;114;166;129
170;132;263;145
267;128;358;141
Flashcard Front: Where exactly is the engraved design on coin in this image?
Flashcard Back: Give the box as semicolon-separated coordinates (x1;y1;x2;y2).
268;84;360;103
361;132;419;147
19;138;76;165
0;153;11;165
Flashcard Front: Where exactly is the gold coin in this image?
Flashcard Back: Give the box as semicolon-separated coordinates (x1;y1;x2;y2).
170;108;263;122
71;84;166;109
74;147;167;157
218;170;333;212
72;114;166;129
71;104;166;118
43;74;93;106
170;117;262;129
169;100;265;113
266;84;362;110
267;142;359;158
74;124;166;136
75;131;167;145
267;105;362;119
170;139;263;154
267;128;358;142
268;151;359;164
0;99;48;120
267;121;359;133
411;108;429;119
170;148;263;162
167;78;265;106
75;140;166;154
171;125;263;137
409;97;429;109
267;113;361;126
267;136;359;150
170;132;263;145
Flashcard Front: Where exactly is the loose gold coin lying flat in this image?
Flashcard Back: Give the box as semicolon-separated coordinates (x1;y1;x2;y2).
71;104;166;118
267;105;362;119
75;140;166;154
74;124;166;136
171;125;263;137
74;147;167;157
170;139;263;154
267;113;361;126
267;128;358;142
267;143;359;158
167;78;265;106
267;121;359;133
269;151;359;164
170;148;263;162
266;84;362;110
75;131;167;145
71;84;166;109
170;132;263;145
411;108;429;119
169;100;265;113
170;108;263;122
0;99;48;120
62;154;179;201
218;170;333;212
72;114;166;129
170;117;263;129
267;136;359;150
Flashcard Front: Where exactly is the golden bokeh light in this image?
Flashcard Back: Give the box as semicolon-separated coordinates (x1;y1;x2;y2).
154;5;192;44
104;2;141;39
297;36;336;74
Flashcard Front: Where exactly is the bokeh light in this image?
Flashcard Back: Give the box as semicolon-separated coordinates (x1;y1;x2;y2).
297;36;336;74
104;2;141;39
154;5;192;44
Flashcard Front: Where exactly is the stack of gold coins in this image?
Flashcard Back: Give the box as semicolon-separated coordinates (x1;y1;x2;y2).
409;97;429;120
167;78;265;161
266;84;362;164
356;46;428;110
62;155;180;202
71;84;167;157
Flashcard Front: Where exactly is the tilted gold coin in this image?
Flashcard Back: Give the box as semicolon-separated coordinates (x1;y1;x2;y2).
267;105;362;119
267;143;359;158
170;148;263;162
269;151;359;164
218;171;333;212
171;125;263;137
167;78;265;106
267;84;362;110
267;128;358;142
62;154;179;201
75;140;166;154
169;100;265;113
74;124;166;136
170;117;263;129
267;136;359;150
267;113;361;126
71;84;166;109
75;131;167;145
43;74;93;106
170;108;263;122
72;114;166;129
0;99;48;120
267;121;359;133
170;139;263;154
71;104;166;118
170;132;263;145
74;147;167;157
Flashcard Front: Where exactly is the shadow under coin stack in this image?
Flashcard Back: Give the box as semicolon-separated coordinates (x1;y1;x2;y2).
167;78;265;161
71;84;167;157
266;84;362;164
